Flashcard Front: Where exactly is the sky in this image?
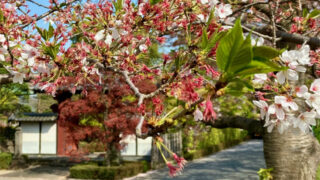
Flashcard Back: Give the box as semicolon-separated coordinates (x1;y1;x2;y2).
25;0;174;53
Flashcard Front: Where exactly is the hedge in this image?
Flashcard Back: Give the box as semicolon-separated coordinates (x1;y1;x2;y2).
183;127;248;160
0;152;12;169
70;161;150;179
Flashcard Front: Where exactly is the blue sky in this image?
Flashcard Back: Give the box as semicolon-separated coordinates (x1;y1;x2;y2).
25;0;174;53
26;0;138;28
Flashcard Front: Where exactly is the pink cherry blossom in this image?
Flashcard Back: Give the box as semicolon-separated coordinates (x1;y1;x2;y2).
167;162;179;177
203;97;217;121
172;153;187;170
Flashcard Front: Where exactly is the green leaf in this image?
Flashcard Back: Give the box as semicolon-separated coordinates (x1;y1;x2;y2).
216;19;252;74
48;24;54;39
206;9;215;28
253;46;280;59
150;0;161;5
59;2;67;8
308;9;320;19
122;95;137;103
234;59;285;76
36;26;45;40
303;8;308;18
201;28;209;49
224;79;254;96
203;30;226;54
113;0;123;12
0;9;4;23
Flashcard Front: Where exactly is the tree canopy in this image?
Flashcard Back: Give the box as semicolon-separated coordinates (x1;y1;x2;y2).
0;0;319;178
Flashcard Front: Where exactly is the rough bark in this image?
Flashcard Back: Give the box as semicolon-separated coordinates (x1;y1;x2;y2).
263;126;320;180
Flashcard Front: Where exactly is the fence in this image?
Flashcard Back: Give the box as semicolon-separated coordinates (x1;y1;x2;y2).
151;131;182;169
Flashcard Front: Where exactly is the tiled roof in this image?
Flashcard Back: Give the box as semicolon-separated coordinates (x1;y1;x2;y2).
8;113;57;122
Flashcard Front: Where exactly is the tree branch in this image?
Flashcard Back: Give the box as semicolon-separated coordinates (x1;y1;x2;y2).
204;116;263;135
243;24;320;49
21;0;79;29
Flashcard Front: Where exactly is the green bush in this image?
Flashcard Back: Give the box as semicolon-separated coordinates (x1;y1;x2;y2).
0;126;15;143
70;162;149;179
0;152;12;169
183;127;248;160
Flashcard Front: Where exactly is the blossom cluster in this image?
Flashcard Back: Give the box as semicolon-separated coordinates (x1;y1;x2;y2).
253;45;320;134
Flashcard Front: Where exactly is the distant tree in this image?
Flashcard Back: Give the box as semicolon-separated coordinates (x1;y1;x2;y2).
0;83;31;119
58;73;157;165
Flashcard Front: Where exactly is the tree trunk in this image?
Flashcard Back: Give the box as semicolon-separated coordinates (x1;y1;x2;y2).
263;126;320;180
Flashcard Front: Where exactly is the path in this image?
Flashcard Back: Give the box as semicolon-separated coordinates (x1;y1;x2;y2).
0;140;264;180
126;140;265;180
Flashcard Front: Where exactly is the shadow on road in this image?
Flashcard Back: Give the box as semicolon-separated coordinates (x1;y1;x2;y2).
129;140;265;180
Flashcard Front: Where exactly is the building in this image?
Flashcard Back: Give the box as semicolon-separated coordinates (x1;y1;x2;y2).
9;113;153;159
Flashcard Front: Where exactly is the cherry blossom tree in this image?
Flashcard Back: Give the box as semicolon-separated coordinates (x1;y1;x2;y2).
0;0;320;178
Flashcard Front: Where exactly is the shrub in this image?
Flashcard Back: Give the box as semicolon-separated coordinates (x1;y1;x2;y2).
0;152;12;169
0;126;15;143
183;127;248;160
70;162;149;179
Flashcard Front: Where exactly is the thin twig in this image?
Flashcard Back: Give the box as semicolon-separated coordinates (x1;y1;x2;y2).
229;1;269;17
269;1;278;48
26;0;49;9
21;0;79;29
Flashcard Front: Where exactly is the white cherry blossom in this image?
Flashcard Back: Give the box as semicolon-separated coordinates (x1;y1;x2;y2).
94;30;105;41
0;34;5;43
200;0;218;7
215;4;232;19
139;44;148;52
305;94;320;113
296;45;311;65
280;50;297;66
293;111;316;133
0;47;7;61
12;71;25;84
253;100;268;119
276;69;299;84
104;33;113;46
295;85;308;97
310;79;320;94
264;119;290;134
252;73;267;84
193;108;204;121
280;97;298;112
21;44;39;66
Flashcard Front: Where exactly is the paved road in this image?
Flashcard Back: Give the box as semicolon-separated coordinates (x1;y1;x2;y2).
0;140;264;180
126;140;265;180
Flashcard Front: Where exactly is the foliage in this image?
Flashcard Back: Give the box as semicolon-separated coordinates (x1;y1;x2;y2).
0;126;15;143
0;83;31;116
0;152;12;169
0;0;320;177
183;126;248;160
69;162;149;179
58;76;157;159
217;95;256;118
258;168;273;180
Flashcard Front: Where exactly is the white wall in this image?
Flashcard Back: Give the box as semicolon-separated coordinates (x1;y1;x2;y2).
21;122;57;154
21;122;40;154
120;135;152;156
40;122;57;154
